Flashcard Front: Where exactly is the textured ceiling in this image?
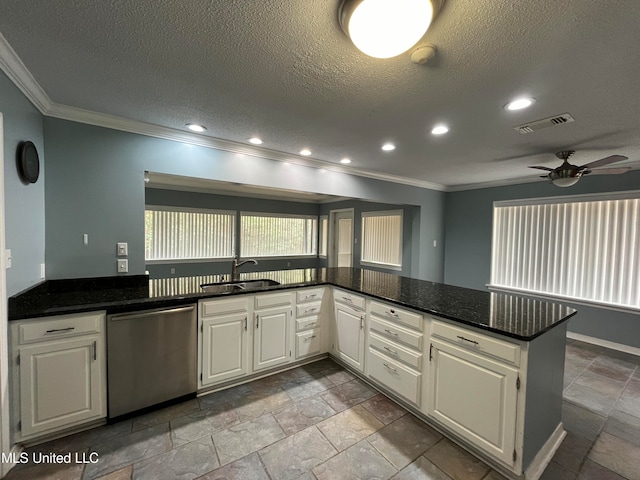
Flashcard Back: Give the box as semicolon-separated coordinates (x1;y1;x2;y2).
1;0;640;189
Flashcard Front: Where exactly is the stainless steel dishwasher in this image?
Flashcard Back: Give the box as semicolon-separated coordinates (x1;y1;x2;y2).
107;305;197;419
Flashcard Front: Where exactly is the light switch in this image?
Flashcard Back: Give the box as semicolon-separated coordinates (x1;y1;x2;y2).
5;249;11;269
117;259;129;273
117;242;128;256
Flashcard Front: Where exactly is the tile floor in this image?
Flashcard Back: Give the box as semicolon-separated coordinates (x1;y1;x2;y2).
5;339;640;480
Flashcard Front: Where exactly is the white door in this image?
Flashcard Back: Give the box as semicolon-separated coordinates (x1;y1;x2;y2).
427;339;519;466
334;303;364;372
19;336;103;438
330;210;353;267
201;312;248;386
254;307;290;371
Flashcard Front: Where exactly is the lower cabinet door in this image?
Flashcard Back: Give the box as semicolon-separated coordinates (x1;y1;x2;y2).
254;307;290;371
296;329;321;359
19;336;104;438
368;348;421;405
334;303;365;372
427;339;519;467
201;312;248;386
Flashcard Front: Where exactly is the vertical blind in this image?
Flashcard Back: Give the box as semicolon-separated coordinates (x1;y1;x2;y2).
491;195;640;309
145;208;235;260
361;211;403;268
240;213;317;257
319;216;328;257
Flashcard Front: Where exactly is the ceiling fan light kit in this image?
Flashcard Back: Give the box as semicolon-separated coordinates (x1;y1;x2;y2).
339;0;443;59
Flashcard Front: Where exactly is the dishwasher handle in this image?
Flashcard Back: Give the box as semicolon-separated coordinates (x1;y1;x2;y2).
109;305;195;321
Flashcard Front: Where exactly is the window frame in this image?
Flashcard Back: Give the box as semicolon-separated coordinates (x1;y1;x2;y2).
360;209;403;271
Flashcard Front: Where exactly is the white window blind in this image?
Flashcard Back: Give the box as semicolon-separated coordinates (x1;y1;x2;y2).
145;207;235;261
361;210;403;269
491;193;640;309
319;215;328;257
240;213;317;257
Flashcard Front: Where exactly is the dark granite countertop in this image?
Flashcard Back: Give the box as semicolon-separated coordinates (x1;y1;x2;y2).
8;267;576;341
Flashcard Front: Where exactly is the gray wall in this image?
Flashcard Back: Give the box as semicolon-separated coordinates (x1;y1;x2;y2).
43;118;446;282
319;199;419;277
444;171;640;347
144;187;322;278
1;72;46;296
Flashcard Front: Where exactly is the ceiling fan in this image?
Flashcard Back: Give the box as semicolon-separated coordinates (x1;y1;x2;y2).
529;150;630;187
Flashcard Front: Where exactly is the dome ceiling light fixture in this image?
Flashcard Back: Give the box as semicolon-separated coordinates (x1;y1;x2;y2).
339;0;445;59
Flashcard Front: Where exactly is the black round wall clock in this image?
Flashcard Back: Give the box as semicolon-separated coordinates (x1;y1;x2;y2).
17;141;40;184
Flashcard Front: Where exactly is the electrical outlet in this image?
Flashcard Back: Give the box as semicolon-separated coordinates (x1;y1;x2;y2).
117;242;128;256
117;259;128;273
83;234;89;245
40;263;45;279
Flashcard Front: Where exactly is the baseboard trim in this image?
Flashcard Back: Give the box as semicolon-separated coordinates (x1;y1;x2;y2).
567;332;640;358
524;423;566;480
1;443;24;477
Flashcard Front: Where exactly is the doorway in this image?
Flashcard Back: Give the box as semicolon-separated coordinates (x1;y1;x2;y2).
329;209;354;268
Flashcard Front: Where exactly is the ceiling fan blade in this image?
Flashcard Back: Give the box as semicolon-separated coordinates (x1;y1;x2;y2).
585;167;632;175
529;165;554;171
580;155;628;169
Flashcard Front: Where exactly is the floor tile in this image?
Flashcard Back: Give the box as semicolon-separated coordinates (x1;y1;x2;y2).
198;384;252;411
566;343;604;361
561;401;606;442
83;423;172;479
4;456;86;480
578;459;626;480
317;404;384;451
281;374;334;402
230;388;292;422
132;399;200;432
321;366;356;386
27;421;133;455
563;381;620;416
614;377;640;418
170;402;239;447
272;395;336;435
603;408;640;447
132;436;218;480
94;465;132;480
211;413;285;466
482;471;509;480
551;432;592;474
312;439;397;480
391;455;453;480
588;431;640;480
586;355;637;383
259;426;337;480
539;461;577;480
361;394;407;425
368;414;442;469
196;453;269;480
319;378;377;412
423;439;489;480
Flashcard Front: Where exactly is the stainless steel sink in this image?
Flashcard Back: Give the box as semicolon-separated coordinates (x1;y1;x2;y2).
201;279;280;293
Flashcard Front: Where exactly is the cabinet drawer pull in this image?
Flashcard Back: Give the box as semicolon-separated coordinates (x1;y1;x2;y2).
342;296;353;303
383;363;398;374
383;346;398;355
384;329;398;337
93;341;97;361
304;335;317;342
45;327;75;334
385;310;400;318
244;317;248;331
256;315;259;329
304;294;317;300
360;316;364;330
304;307;317;314
304;322;316;328
457;335;479;345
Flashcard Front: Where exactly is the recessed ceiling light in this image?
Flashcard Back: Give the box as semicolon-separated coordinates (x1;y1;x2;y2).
248;137;263;145
300;149;312;156
381;143;396;151
431;124;449;135
186;123;206;133
505;97;535;111
340;158;352;164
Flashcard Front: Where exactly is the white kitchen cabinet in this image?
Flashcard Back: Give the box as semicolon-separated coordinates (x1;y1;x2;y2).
427;332;519;467
199;297;250;388
10;312;106;441
333;290;366;372
295;287;326;359
254;305;291;371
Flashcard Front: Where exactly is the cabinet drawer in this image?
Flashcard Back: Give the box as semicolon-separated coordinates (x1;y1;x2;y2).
296;316;321;332
296;329;321;358
18;312;104;345
255;292;292;309
200;297;249;317
369;331;422;370
334;289;365;310
297;288;324;303
431;321;520;367
368;348;421;405
370;317;423;351
370;301;423;331
296;302;322;318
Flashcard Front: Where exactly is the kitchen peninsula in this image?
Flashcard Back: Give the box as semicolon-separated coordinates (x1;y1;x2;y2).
8;267;576;480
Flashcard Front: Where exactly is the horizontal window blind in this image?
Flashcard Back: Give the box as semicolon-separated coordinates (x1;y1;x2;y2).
491;196;640;309
240;213;317;257
145;207;235;261
361;211;403;268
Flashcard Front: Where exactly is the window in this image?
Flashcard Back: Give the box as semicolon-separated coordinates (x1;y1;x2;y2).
319;215;328;257
491;191;640;310
240;212;317;257
361;210;403;269
145;206;235;261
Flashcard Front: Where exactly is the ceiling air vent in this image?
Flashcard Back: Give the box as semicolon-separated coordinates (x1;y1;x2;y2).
514;113;575;134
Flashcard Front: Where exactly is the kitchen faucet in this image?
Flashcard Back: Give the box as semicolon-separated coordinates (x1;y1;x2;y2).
231;255;258;281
